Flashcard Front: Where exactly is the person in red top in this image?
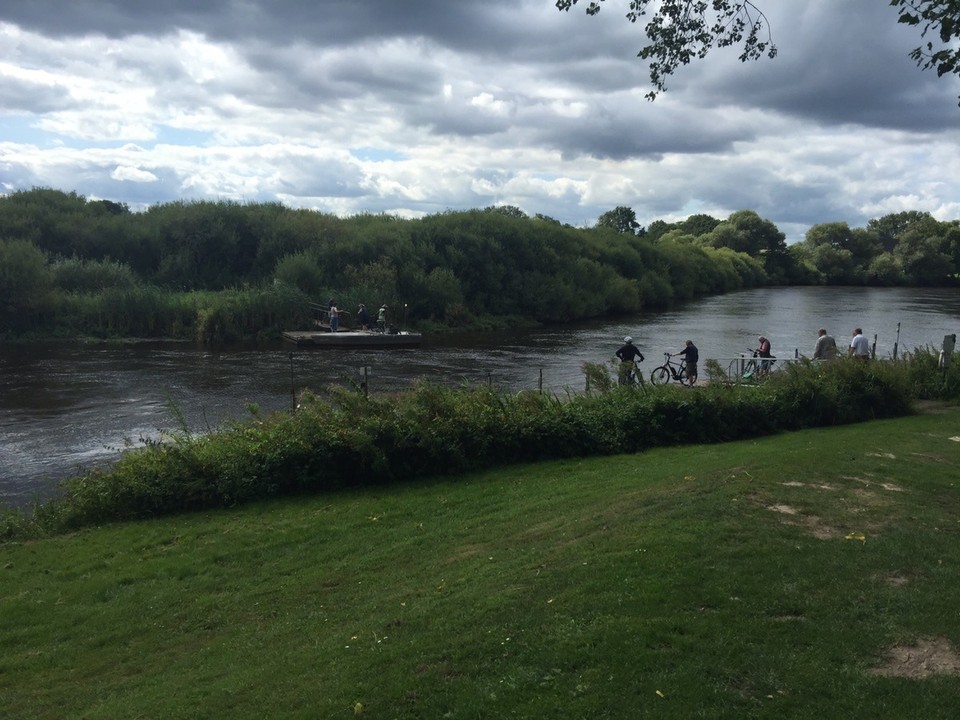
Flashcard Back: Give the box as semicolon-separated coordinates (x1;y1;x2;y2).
756;335;773;372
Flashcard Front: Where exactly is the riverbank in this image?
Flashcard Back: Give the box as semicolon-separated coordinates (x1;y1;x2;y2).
10;355;944;537
3;286;958;508
3;410;958;718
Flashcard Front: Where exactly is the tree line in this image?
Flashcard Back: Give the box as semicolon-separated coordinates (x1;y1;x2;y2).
635;207;960;286
0;188;956;340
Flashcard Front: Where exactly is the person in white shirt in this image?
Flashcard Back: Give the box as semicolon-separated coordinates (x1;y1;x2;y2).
849;327;871;360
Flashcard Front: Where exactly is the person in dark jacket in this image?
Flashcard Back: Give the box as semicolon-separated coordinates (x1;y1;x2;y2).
615;336;645;385
357;303;370;330
672;340;699;387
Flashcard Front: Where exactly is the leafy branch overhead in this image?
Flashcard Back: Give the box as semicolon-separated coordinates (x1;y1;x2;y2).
892;0;960;81
555;0;777;99
556;0;960;103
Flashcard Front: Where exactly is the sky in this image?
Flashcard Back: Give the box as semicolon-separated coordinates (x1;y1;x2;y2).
1;0;958;243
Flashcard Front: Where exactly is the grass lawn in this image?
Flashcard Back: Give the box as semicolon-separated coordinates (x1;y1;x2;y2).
2;408;959;719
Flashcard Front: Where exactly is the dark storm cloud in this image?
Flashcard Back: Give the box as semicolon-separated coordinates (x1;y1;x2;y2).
538;105;757;161
1;0;528;51
677;1;960;129
1;0;956;237
0;75;73;113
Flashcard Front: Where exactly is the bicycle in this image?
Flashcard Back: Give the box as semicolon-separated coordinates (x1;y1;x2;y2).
650;352;687;385
740;349;776;381
618;359;645;387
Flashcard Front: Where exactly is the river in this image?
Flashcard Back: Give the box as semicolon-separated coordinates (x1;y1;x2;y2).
1;286;957;507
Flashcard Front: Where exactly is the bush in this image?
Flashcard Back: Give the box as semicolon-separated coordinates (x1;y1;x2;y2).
52;257;139;292
3;352;953;538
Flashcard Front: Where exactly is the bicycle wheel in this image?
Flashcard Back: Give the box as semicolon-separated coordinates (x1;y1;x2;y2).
650;366;671;385
742;360;758;380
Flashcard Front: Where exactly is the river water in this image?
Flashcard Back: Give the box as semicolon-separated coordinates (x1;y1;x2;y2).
2;286;957;507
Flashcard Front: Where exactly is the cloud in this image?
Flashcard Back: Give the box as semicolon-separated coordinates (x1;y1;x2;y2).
110;165;158;183
0;0;957;244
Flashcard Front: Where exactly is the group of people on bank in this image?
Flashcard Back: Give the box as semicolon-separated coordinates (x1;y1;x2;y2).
615;326;872;387
615;337;699;387
811;327;872;361
326;300;388;332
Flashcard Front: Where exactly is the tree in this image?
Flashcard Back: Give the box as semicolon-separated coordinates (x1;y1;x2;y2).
867;211;939;252
556;1;960;101
0;238;53;332
483;205;528;219
703;209;792;282
893;0;960;103
807;244;859;285
556;1;777;98
802;222;881;275
597;206;642;234
643;219;673;241
865;252;903;286
703;210;784;256
678;213;722;237
895;227;955;284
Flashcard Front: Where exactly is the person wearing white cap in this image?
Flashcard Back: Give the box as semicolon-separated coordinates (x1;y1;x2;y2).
615;336;645;385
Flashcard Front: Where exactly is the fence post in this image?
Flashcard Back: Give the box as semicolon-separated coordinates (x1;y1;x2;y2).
289;352;296;411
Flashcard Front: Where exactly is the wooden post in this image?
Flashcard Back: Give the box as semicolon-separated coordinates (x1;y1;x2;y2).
289;352;296;411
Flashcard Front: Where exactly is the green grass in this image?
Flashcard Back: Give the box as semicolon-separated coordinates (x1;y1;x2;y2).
3;409;960;719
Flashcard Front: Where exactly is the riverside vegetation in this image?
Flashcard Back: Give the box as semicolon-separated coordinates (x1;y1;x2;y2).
1;370;958;718
2;348;957;539
1;188;958;341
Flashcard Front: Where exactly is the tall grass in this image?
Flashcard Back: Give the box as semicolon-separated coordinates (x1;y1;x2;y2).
4;351;953;540
34;284;313;340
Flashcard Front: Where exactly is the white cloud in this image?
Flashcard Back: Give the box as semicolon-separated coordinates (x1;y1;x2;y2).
0;0;957;243
110;165;158;183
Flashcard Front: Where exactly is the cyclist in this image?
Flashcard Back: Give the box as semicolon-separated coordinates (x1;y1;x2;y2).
671;340;698;387
756;335;774;373
615;336;645;385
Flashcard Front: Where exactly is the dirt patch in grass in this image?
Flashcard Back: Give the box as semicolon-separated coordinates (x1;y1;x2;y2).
779;481;837;491
869;638;960;678
914;400;958;415
875;572;910;587
909;451;948;463
768;504;798;515
765;504;842;540
802;516;840;540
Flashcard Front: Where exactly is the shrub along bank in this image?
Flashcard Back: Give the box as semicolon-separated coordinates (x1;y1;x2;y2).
3;349;957;539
